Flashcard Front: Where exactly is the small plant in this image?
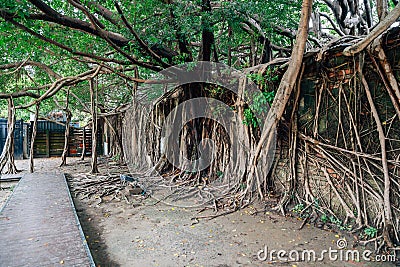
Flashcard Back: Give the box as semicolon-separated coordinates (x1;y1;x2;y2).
326;215;352;231
206;85;224;98
329;215;340;225
243;91;275;128
364;227;378;238
339;224;353;231
243;108;259;128
111;153;121;162
263;91;275;105
292;203;305;213
247;69;280;90
10;185;16;192
321;214;328;223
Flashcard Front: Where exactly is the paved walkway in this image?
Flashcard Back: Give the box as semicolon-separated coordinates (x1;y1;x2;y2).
0;173;94;267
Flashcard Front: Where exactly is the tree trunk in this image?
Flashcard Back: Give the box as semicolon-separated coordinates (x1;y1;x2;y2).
104;115;124;162
364;0;373;28
60;109;71;166
377;0;389;21
245;0;313;199
368;40;400;119
361;74;394;247
343;3;400;56
29;102;40;173
0;98;17;174
260;38;272;64
80;126;86;160
60;90;71;166
90;79;99;174
200;0;214;61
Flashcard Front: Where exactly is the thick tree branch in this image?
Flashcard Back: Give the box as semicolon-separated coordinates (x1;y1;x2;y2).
319;12;346;36
0;91;41;99
0;12;162;71
67;0;105;29
274;24;322;47
246;0;313;198
343;3;400;56
114;2;171;68
200;0;214;61
88;2;121;27
27;0;127;46
0;60;61;79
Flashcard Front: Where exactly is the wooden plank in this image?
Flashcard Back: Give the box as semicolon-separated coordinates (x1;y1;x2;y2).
31;121;102;157
0;173;94;266
45;131;50;157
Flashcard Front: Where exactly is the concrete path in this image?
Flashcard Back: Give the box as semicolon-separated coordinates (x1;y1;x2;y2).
0;173;94;267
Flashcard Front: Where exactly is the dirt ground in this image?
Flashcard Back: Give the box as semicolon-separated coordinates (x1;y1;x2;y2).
8;158;399;267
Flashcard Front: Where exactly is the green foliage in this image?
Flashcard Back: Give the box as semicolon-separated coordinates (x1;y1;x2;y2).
0;0;369;125
329;215;342;225
111;153;121;162
364;227;378;238
243;108;259;128
243;90;275;128
321;214;328;223
247;71;279;91
206;85;225;98
292;203;305;213
328;215;352;231
263;91;275;105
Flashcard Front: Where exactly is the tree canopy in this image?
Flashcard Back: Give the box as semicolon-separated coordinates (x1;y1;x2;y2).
0;0;398;119
1;0;400;249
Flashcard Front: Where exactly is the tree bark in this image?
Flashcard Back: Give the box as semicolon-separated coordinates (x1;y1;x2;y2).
200;0;214;61
377;0;389;21
364;0;373;28
60;109;71;166
246;0;313;198
369;39;400;119
90;79;99;174
360;75;394;247
80;126;86;160
343;3;400;56
60;90;71;166
29;102;40;173
0;98;18;174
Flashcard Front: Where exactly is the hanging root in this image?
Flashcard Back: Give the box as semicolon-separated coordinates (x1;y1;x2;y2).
0;98;18;174
120;31;400;249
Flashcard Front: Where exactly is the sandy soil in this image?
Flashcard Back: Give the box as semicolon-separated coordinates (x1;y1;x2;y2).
10;158;399;267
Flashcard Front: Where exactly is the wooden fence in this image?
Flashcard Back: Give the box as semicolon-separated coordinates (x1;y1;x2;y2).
30;120;102;158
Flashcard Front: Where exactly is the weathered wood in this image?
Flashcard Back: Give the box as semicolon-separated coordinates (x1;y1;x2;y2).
45;130;50;157
29;103;40;172
30;122;101;158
